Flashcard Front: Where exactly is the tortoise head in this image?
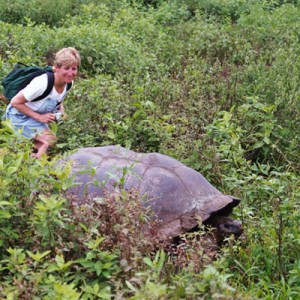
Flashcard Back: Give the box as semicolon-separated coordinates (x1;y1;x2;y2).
206;215;243;244
207;195;243;241
217;217;243;237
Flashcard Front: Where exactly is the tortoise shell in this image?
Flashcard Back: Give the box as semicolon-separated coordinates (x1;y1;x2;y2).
65;145;240;238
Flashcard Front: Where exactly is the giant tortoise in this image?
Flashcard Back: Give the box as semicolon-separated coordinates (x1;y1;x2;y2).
65;145;242;241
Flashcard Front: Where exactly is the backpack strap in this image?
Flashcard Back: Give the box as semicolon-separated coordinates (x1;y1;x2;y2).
32;71;55;102
66;81;73;91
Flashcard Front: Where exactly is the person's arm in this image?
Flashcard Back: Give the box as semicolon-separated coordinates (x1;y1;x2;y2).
11;91;56;124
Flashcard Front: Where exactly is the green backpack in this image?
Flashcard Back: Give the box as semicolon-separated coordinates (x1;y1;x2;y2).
1;63;72;103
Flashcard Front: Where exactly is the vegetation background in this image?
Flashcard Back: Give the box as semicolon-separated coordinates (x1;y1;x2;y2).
0;0;299;299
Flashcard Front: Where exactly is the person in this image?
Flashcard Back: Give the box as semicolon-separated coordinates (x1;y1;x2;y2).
5;47;81;158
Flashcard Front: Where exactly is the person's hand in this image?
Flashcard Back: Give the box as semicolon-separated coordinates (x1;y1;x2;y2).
36;113;56;124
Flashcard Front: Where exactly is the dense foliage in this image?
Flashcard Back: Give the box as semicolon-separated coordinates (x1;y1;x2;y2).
0;0;299;298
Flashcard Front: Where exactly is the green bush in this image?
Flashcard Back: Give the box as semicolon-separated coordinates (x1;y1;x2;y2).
0;0;80;26
0;1;300;298
0;121;162;298
185;0;249;22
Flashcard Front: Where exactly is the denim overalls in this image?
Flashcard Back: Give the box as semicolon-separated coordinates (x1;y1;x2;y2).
6;96;61;139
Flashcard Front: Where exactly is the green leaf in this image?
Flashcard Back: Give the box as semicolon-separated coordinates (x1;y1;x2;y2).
7;167;18;175
125;280;136;292
143;257;153;267
107;131;115;139
0;201;13;206
26;250;51;262
253;141;264;149
94;261;103;275
0;210;12;219
55;255;65;267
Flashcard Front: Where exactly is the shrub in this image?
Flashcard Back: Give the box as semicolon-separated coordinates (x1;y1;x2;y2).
0;1;300;298
0;0;80;26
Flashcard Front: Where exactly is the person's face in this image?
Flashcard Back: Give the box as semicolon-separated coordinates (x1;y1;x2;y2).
56;63;78;84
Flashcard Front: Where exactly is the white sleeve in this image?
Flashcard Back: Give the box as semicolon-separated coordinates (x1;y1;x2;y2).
22;74;48;102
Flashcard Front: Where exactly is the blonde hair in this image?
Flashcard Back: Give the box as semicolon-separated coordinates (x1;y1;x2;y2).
54;47;81;67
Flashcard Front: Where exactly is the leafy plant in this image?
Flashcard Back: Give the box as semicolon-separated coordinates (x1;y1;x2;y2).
0;0;81;26
0;1;300;298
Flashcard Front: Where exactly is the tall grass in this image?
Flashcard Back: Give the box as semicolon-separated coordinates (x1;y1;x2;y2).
0;0;299;298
